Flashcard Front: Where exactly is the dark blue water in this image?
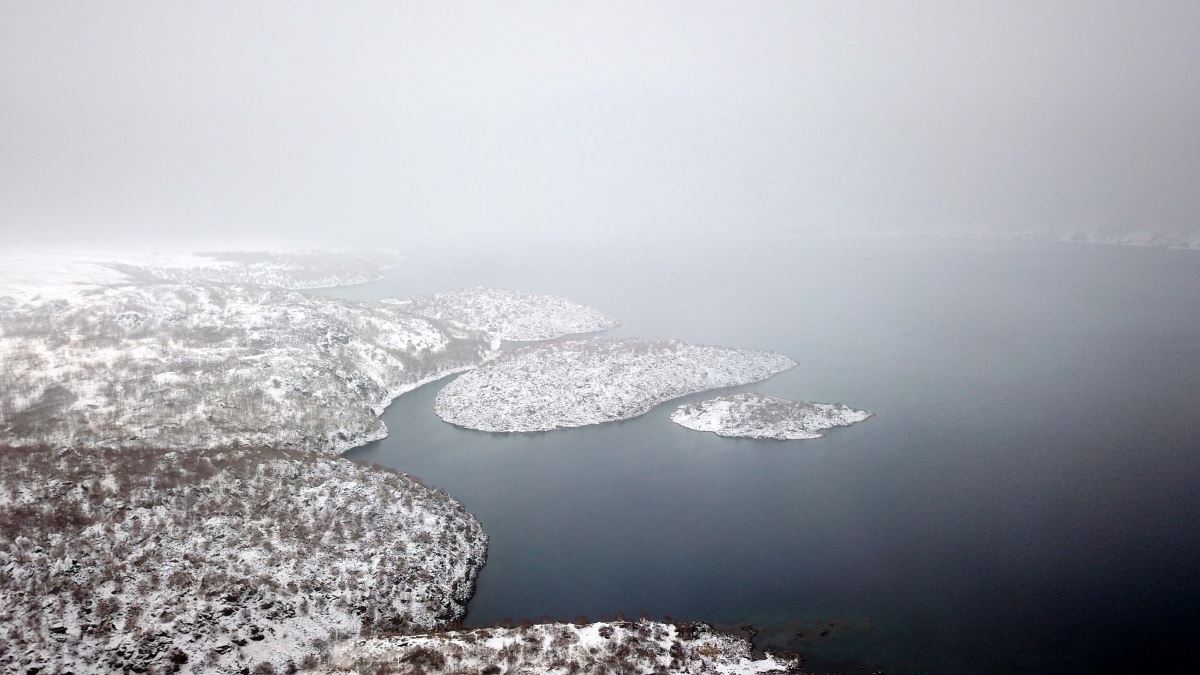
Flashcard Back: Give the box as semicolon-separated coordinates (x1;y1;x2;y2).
330;237;1200;673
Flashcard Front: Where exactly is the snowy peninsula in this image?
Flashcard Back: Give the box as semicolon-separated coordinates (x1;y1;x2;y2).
0;283;494;453
435;338;797;432
315;620;799;674
671;393;872;440
0;445;487;675
394;287;619;342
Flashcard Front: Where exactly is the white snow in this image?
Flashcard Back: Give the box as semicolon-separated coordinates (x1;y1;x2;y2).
314;620;800;674
671;392;872;440
395;287;619;342
0;252;133;303
0;446;487;674
0;282;494;453
435;338;797;432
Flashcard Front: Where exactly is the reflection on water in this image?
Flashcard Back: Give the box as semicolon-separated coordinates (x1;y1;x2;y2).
334;237;1200;673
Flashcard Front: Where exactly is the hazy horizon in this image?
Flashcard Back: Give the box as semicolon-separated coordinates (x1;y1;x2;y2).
3;1;1198;252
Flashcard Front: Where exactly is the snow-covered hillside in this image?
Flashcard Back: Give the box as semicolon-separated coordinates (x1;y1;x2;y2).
315;620;800;674
0;283;494;453
393;287;619;342
0;445;487;675
435;338;797;432
671;393;872;440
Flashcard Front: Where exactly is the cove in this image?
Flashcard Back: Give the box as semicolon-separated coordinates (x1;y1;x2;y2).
332;236;1200;673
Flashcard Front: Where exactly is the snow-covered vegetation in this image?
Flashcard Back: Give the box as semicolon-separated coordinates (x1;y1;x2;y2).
0;283;493;453
127;250;405;289
394;287;619;342
671;393;872;440
315;620;800;674
0;445;487;674
435;338;797;432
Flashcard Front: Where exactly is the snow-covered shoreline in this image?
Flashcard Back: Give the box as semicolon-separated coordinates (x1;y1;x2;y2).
435;338;797;432
671;393;873;440
314;620;801;674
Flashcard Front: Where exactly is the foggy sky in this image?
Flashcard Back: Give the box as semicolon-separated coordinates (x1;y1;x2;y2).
2;1;1198;251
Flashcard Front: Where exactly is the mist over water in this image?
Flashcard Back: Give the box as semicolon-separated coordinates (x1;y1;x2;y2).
337;237;1200;674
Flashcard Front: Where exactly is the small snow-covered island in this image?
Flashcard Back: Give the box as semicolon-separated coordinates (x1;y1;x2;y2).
435;338;798;432
671;393;873;440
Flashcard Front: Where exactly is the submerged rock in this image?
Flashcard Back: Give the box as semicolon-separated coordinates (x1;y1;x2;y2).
670;392;872;440
434;338;796;432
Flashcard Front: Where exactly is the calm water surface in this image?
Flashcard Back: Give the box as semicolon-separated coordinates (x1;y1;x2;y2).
327;237;1200;673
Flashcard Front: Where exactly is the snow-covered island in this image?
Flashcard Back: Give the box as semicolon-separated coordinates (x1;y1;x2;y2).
435;338;797;432
393;287;619;342
0;445;487;674
0;282;495;453
314;620;800;674
671;393;872;440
